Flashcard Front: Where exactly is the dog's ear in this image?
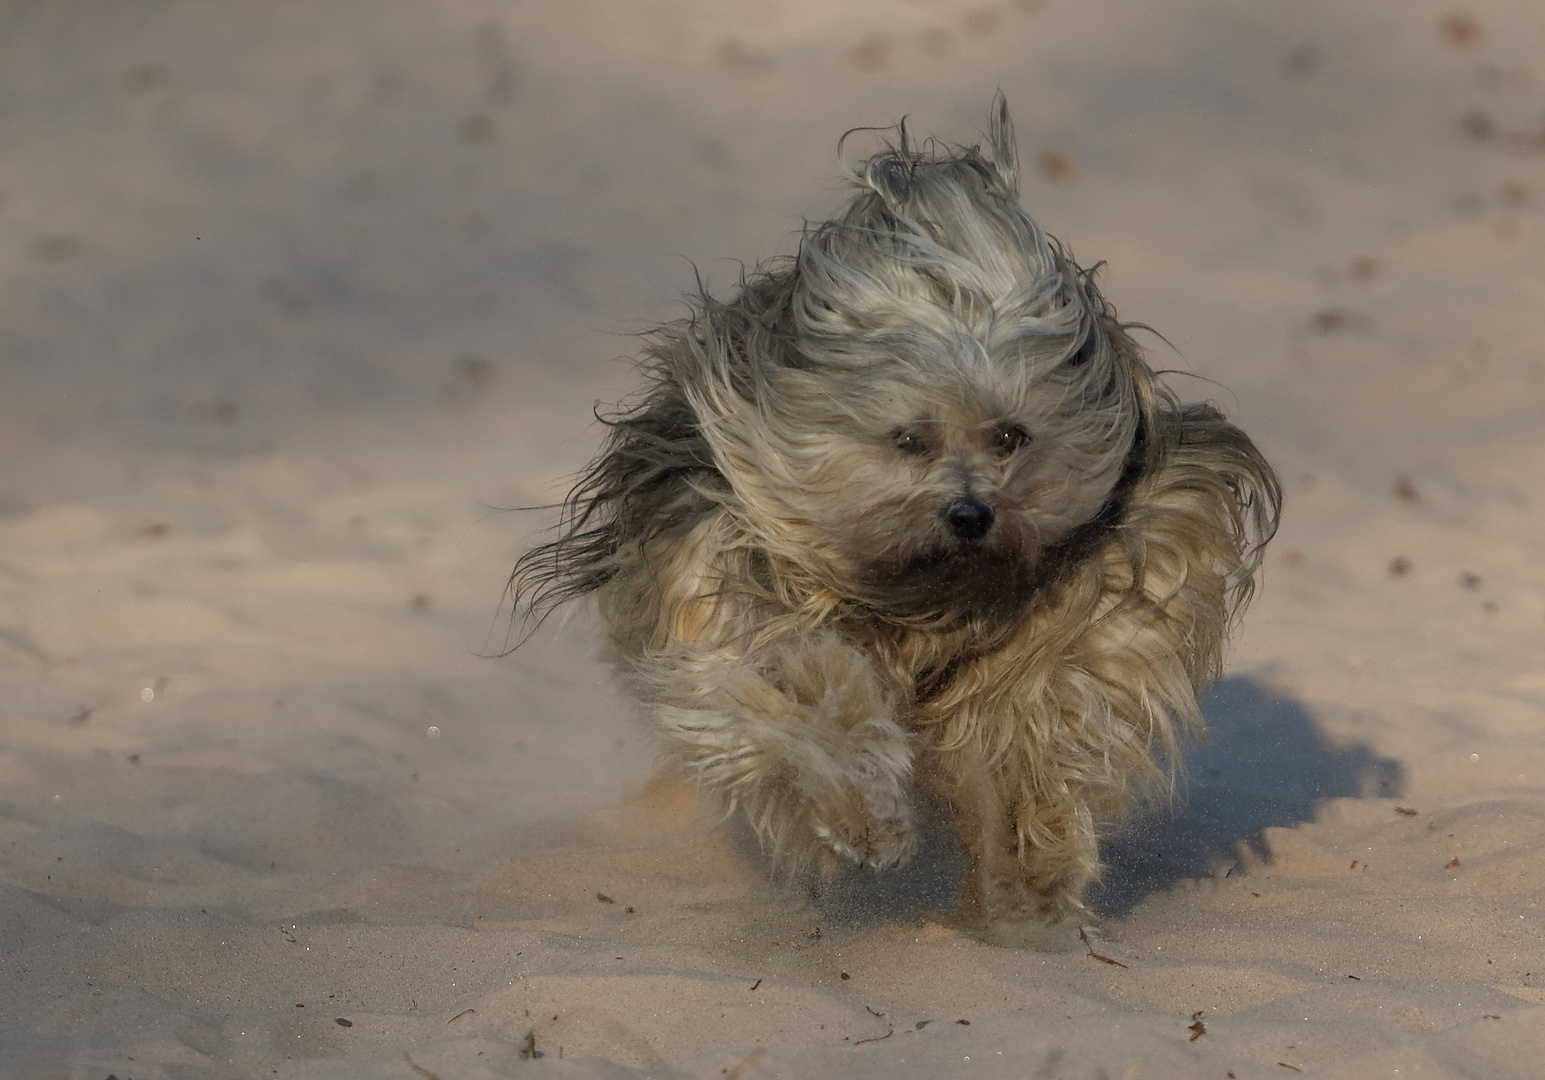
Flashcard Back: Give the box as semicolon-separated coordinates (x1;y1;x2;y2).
988;91;1019;196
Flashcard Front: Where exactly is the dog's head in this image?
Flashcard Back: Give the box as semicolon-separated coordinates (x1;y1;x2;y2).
677;99;1157;627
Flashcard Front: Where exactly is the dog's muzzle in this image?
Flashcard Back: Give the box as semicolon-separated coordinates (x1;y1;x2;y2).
942;497;995;540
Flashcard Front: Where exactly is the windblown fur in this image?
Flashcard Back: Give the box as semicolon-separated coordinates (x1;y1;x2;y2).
510;97;1280;934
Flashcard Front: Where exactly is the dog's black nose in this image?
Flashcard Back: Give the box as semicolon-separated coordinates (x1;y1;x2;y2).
943;497;995;540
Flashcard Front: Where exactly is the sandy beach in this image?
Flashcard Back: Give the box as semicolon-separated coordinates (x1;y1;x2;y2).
1;1;1543;1076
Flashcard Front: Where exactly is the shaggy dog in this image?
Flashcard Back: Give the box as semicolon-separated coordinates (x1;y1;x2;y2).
511;99;1280;939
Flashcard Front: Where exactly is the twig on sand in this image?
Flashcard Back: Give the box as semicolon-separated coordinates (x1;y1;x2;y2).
854;1028;894;1046
1079;928;1128;969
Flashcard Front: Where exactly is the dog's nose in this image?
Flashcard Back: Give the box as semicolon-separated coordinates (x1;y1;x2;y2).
943;497;995;540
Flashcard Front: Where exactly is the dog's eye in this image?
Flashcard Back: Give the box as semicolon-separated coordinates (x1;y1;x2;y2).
893;429;930;456
992;425;1031;457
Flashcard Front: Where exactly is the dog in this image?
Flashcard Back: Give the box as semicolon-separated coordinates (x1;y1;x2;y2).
510;97;1279;939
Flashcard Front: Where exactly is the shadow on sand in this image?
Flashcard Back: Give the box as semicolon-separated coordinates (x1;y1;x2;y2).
806;676;1403;924
1090;676;1403;916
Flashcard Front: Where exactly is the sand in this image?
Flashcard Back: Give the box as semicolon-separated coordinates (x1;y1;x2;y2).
1;1;1543;1076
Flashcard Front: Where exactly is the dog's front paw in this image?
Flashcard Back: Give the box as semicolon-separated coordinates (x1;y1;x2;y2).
810;767;917;870
813;807;916;870
804;711;917;870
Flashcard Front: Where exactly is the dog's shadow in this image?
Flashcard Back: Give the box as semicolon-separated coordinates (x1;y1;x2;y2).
804;676;1404;924
1090;676;1403;916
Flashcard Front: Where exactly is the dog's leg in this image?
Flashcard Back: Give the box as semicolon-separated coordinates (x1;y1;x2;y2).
936;741;1096;944
643;631;917;869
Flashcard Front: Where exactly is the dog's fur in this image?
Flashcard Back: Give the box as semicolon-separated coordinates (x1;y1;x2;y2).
511;99;1280;934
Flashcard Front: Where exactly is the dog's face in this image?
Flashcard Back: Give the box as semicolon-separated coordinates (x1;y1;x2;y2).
756;327;1142;625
